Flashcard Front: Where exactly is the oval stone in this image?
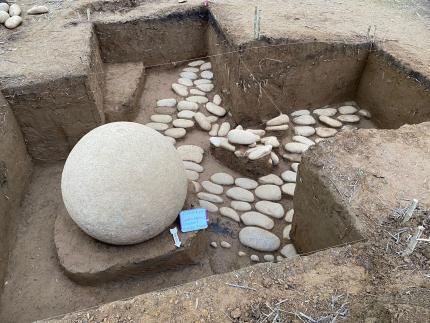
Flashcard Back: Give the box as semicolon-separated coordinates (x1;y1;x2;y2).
280;244;298;258
199;200;218;212
146;122;169;131
266;114;289;126
220;207;240;222
173;119;194;128
201;180;223;195
213;94;222;105
180;72;198;80
255;201;284;219
255;185;281;201
194;112;211;131
241;211;274;230
183;161;203;172
338;105;358;115
157;98;176;107
165;128;186;139
337;114;360;123
239;227;281;252
150;114;172;123
206;102;226;117
211;172;234;185
293;114;316;125
281;170;297;183
313;107;337;117
281;183;296;196
319;115;342;128
190;88;206;96
197;83;214;92
5;15;22;29
177;110;195;119
231;201;252;211
284;142;309;154
258;174;283;186
316;127;338;138
201;70;213;79
235;177;258;190
197;192;223;203
177;78;193;87
186;96;208;104
226;187;254;202
227;129;259;145
294;126;315;137
177;100;198;111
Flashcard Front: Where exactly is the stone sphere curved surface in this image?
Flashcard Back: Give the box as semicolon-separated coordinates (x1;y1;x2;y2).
61;122;188;245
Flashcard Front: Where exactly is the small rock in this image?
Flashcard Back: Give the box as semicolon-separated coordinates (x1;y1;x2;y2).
291;109;310;117
209;123;220;136
180;71;198;80
239;227;281;252
186;170;199;181
177;110;195;119
293;114;316;125
280;244;298;258
247;145;272;160
211;172;234;185
313;107;337;117
146;122;169;131
194;112;211;131
250;255;260;262
200;62;212;70
199;200;218;212
283;224;292;239
213;94;222;105
261;136;280;148
194;78;212;85
206;102;226;117
266;124;289;131
316;127;337;138
220;241;231;248
291;163;299;172
266;114;289;126
155;106;176;114
197;83;214;92
5;15;22;28
292;135;315;146
338;105;358;115
210;241;218;248
255;201;284;219
209;136;227;147
281;183;296;196
165;127;186;139
206;115;218;123
201;70;213;79
201;181;223;194
150;114;172;123
220;207;240;222
294;126;315;137
271;152;280;165
263;254;275;262
218;122;230;136
284;209;294;222
183;67;199;73
0;3;9;12
192;181;201;193
173;119;194;128
157;98;177;107
319;115;342;128
0;11;10;24
255;185;282;201
231;201;252;211
183;161;203;172
177;145;203;163
177;100;198;111
241;211;274;230
226;187;254;202
258;174;283;185
188;60;205;67
197;192;223;203
282;153;302;163
227;129;259;145
341;125;358;131
238;251;247;257
284;142;309;154
186;95;208;104
177;78;193;87
281;170;297;183
247;129;266;137
189;88;206;96
337;114;360;123
9;4;21;16
358;109;371;118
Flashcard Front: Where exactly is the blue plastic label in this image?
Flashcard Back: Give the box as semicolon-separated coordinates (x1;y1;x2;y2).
179;208;208;233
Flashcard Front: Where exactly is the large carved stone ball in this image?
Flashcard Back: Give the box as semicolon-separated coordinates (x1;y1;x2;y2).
61;122;187;245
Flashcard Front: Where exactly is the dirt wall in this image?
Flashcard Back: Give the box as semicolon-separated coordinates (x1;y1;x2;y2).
356;49;430;128
0;95;32;292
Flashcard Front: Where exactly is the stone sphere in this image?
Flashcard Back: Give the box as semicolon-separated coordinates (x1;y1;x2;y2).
61;122;188;245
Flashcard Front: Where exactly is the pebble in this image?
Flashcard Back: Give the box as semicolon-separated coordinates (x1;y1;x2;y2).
231;201;252;211
206;102;226;117
194;78;212;85
263;254;275;262
247;145;272;160
189;88;206;96
283;153;301;163
165;127;186;139
293;135;315;146
173;119;194;128
226;187;254;202
194;112;211;131
177;110;195;119
206;115;218;123
186;95;208;104
281;170;297;182
281;183;296;196
155;107;176;115
241;211;274;229
250;255;260;262
220;207;240;222
247;129;266;137
200;62;212;70
186;170;199;181
338;105;358;115
213;94;222;105
239;227;281;252
294;126;315;137
293;114;316;125
210;241;217;248
358;109;371;118
199;200;218;212
9;4;21;16
280;244;298;258
285;209;294;222
188;60;205;67
266;114;289;126
258;174;283;185
337;114;360;123
183;67;199;73
255;201;284;219
283;224;292;239
197;83;214;92
146;122;169;131
192;181;201;193
266;124;289;131
261;136;280;148
319;115;342;128
211;172;234;185
218;122;230;136
178;144;204;155
255;185;281;201
209;123;219;136
238;251;247;257
341;125;358;131
201;181;223;194
284;142;309;154
219;139;235;152
157;98;176;107
270;152;280;165
220;241;231;248
183;161;203;172
313;107;337;117
291;109;310;117
5;15;22;28
177;146;203;163
150;114;172;123
180;71;198;80
316;127;337;138
291;163;299;172
0;3;9;12
209;136;227;147
0;11;10;24
177;78;193;87
201;70;213;79
177;100;198;111
227;129;259;145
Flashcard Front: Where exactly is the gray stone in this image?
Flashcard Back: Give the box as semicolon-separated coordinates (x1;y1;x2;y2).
157;98;176;107
201;181;223;194
266;114;289;126
183;67;199;73
338;105;358;115
188;60;205;67
239;227;281;252
231;201;252;211
293;135;315;146
0;3;9;12
194;112;211;131
281;170;297;183
284;209;294;222
150;114;172;123
226;187;254;202
213;94;222;105
218;122;230;136
337;114;360;123
197;192;223;203
250;255;260;262
177;78;193;86
240;211;274;230
61;122;188;245
186;96;208;104
194;78;212;85
283;224;292;239
201;70;213;79
172;83;188;97
211;172;234;185
280;244;298;258
238;251;247;257
0;11;9;24
199;200;218;212
319;115;343;128
177;110;195;119
291;109;310;117
146;122;169;131
358;109;372;118
200;62;212;70
220;241;231;248
220;207;240;222
263;254;275;262
183;161;203;173
293;114;316;125
180;71;198;80
173;119;194;128
206;102;226;117
294;126;315;137
258;174;283;185
197;83;214;92
165;128;186;139
190;89;206;96
313;107;337;117
227;129;259;145
210;241;218;248
284;142;309;154
177;145;203;163
316;127;338;138
235;177;258;190
255;185;282;201
255;201;284;219
281;183;296;196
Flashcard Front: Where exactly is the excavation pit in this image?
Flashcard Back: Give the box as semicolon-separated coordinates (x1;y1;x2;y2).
0;2;429;322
